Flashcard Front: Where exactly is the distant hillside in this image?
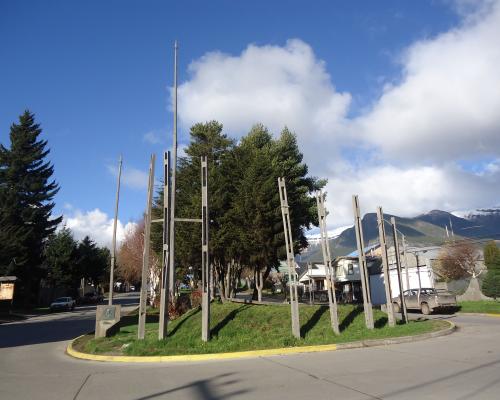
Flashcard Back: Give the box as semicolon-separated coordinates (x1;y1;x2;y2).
301;208;500;263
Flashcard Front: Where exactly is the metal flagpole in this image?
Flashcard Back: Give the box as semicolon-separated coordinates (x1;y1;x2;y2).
352;195;374;329
201;156;210;342
108;155;122;305
138;154;156;339
168;41;178;299
376;207;395;327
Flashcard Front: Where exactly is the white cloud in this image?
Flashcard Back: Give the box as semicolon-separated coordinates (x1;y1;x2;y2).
177;39;351;162
356;0;500;163
323;162;500;227
173;1;500;228
63;208;137;248
107;164;149;190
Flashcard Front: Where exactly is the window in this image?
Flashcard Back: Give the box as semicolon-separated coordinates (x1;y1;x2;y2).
348;264;354;275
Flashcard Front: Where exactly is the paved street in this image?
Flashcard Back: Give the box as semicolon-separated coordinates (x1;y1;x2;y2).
1;296;499;400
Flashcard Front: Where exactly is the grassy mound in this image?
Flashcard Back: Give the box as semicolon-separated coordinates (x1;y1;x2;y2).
76;302;447;356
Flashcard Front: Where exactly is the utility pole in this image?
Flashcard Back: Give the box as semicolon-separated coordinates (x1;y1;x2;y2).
352;195;374;329
108;155;122;305
169;40;178;299
316;190;339;334
138;154;155;340
278;177;301;339
158;151;171;339
376;207;395;327
390;217;408;323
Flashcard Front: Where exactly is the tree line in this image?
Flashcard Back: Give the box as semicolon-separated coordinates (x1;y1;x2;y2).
147;121;323;301
0;111;109;305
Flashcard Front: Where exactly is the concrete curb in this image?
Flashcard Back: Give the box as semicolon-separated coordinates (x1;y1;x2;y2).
457;312;500;318
66;320;456;363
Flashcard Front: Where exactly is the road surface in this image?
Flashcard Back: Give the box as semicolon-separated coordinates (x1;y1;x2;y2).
1;295;499;399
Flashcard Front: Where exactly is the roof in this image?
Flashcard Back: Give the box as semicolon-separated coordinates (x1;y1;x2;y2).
0;276;19;282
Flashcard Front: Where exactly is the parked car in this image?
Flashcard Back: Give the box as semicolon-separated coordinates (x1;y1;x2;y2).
80;292;104;304
392;288;457;315
50;297;76;312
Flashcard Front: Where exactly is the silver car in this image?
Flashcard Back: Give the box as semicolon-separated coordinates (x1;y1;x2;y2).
50;297;76;312
392;288;457;315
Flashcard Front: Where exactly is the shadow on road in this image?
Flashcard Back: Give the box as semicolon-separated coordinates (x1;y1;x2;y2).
134;372;249;400
0;294;138;348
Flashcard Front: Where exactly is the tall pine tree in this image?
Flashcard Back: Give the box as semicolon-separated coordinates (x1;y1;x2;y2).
0;111;62;304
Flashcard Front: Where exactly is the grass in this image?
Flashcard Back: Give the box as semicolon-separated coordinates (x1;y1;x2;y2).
458;300;500;314
75;302;448;357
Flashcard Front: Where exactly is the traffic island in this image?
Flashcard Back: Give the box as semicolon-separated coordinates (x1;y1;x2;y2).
67;302;454;363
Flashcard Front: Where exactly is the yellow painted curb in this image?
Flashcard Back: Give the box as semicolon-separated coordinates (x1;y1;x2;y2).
66;339;337;363
486;313;500;318
66;320;456;364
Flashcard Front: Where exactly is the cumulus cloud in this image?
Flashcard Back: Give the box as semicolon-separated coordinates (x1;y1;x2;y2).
322;161;500;226
173;1;500;228
177;39;351;162
356;0;500;162
63;208;137;248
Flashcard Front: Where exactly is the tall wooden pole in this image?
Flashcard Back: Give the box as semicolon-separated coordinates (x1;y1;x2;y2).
159;151;171;339
376;207;395;327
316;191;339;334
168;41;178;299
391;217;408;324
278;177;301;339
352;195;374;329
108;155;122;305
201;156;210;342
138;154;155;340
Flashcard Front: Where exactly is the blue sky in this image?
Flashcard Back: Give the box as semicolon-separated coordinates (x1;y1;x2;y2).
1;1;499;244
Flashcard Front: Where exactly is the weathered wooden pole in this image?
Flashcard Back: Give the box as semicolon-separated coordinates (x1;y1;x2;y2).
158;151;171;340
352;195;374;329
168;41;178;299
201;156;210;342
376;207;396;327
108;155;122;305
316;191;340;334
278;177;301;339
390;217;408;324
138;154;155;340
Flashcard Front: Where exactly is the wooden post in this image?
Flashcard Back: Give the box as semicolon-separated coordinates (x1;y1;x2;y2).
201;156;210;342
159;151;170;340
108;155;122;305
352;195;374;329
278;177;301;339
376;207;395;327
138;154;155;340
316;191;340;334
390;217;408;324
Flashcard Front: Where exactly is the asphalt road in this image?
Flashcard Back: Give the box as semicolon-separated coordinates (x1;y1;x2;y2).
1;296;499;400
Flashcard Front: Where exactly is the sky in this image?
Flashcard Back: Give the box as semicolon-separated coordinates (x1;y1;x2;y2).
1;0;499;246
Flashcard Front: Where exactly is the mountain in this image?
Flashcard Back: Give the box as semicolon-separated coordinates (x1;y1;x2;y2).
301;208;499;263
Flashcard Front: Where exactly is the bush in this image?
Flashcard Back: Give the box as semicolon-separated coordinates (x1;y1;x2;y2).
482;271;500;299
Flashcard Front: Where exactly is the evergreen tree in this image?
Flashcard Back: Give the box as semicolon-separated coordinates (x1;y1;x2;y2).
44;227;78;294
77;236;109;290
0;111;62;304
482;241;500;299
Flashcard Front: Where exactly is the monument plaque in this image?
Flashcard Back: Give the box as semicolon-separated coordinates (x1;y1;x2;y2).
95;304;121;338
